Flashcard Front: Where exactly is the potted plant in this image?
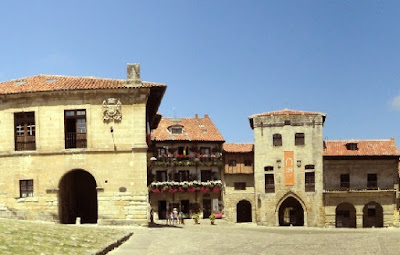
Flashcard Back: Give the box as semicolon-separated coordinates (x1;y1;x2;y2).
193;214;200;224
210;214;216;225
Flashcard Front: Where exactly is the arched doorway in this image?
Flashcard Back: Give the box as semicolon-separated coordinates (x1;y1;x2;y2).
58;170;98;224
278;197;304;226
363;201;383;228
336;202;356;228
237;200;252;223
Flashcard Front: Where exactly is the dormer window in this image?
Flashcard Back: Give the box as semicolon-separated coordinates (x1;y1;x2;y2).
346;142;358;151
169;125;183;134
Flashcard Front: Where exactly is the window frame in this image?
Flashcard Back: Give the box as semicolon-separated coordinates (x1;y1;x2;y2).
14;112;36;151
20;179;34;198
295;133;305;146
265;174;275;193
64;109;87;149
273;134;282;146
305;172;315;192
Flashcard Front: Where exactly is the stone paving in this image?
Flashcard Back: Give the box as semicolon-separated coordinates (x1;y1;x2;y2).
108;219;400;255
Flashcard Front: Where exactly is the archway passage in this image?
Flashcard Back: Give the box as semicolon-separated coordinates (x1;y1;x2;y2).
278;197;304;226
237;200;252;223
363;201;383;228
58;170;98;224
336;202;356;228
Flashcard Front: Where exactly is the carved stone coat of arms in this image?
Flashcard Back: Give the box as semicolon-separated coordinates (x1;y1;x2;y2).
103;98;122;121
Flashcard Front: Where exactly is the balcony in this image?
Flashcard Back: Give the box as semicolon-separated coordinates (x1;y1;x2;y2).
152;154;223;167
149;180;222;194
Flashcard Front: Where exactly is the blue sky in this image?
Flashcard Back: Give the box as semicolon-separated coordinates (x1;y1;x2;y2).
1;1;399;144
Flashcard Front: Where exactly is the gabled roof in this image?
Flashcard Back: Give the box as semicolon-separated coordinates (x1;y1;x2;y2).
151;115;225;142
223;143;254;153
249;108;326;118
323;139;400;157
0;74;165;95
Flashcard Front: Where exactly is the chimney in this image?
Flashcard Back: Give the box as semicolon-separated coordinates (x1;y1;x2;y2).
127;63;141;85
195;113;198;118
204;114;209;118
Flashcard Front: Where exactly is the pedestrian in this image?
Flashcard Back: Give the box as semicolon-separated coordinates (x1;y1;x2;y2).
173;208;178;225
179;210;185;225
150;208;154;224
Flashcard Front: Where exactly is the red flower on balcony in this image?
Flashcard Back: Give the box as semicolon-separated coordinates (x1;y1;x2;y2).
168;188;178;193
152;188;161;193
200;187;210;193
187;187;196;192
178;187;185;192
212;187;220;193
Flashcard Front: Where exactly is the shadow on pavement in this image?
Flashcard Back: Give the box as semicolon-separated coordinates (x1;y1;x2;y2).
147;222;183;228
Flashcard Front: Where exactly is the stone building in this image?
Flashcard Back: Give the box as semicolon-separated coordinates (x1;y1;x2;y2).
249;109;326;226
222;143;255;223
0;64;166;225
148;114;224;220
323;139;399;228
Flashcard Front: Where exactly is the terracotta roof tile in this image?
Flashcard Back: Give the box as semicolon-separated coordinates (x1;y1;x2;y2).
250;108;326;118
223;143;254;153
323;139;400;157
0;75;165;95
151;115;225;142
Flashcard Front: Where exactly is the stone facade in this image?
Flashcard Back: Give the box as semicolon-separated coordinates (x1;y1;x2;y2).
0;64;166;225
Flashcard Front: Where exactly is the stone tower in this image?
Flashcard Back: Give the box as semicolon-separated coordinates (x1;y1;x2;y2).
249;109;326;226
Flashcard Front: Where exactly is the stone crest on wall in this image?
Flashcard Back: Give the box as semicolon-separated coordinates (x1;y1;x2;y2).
103;98;122;121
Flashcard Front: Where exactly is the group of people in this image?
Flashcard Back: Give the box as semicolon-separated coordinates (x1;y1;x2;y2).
166;208;185;225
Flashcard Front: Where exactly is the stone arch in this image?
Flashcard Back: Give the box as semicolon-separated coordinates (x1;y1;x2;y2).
335;202;356;228
58;169;98;224
276;193;306;226
236;200;252;223
363;201;383;228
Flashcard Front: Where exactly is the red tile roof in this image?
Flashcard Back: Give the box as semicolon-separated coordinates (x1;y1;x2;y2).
0;75;165;95
223;143;254;153
250;108;326;118
151;115;225;142
323;139;400;157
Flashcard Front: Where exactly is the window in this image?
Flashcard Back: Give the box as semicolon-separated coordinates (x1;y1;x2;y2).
340;174;350;189
157;147;167;157
200;147;211;155
295;133;305;146
65;110;87;149
156;171;167;182
201;170;212;182
234;182;246;190
273;134;282;146
346;143;358;151
265;174;275;193
244;160;252;166
228;160;237;167
305;165;315;170
175;170;189;182
367;174;377;189
264;166;274;171
20;180;33;198
171;127;183;134
367;205;376;217
14;112;36;151
305;172;315;192
284;120;291;125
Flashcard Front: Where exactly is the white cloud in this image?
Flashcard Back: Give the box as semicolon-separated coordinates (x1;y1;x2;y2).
390;95;400;111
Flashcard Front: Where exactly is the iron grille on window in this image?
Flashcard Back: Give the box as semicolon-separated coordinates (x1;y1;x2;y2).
14;112;36;151
20;179;33;198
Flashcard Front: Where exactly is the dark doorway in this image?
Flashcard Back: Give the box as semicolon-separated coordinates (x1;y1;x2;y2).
363;201;383;228
58;170;97;224
181;200;189;215
158;201;167;220
278;197;304;226
237;200;252;223
203;199;211;218
336;203;356;228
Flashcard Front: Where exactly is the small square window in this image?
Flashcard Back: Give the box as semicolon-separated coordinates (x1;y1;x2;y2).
264;166;274;171
295;133;305;146
20;180;33;198
284;120;291;125
234;182;246;190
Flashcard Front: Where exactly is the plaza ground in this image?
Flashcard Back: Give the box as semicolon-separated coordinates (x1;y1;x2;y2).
109;219;400;255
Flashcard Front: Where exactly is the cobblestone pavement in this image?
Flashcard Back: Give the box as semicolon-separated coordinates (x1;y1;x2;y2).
108;219;400;255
